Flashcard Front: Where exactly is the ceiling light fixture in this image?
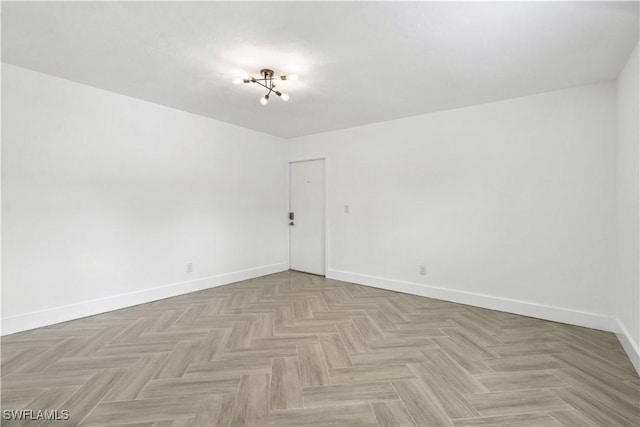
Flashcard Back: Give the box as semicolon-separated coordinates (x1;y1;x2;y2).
233;69;296;105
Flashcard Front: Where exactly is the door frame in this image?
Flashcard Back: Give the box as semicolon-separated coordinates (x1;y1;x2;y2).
288;157;328;276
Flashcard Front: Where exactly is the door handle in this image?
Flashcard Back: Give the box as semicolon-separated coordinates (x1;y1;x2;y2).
289;221;295;226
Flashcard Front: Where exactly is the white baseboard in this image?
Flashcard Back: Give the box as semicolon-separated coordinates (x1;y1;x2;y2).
327;269;616;332
616;319;640;375
1;263;288;336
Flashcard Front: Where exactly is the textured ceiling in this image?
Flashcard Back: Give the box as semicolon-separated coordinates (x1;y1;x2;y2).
2;1;638;138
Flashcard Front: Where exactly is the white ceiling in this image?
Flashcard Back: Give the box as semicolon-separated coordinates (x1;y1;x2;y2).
3;1;638;138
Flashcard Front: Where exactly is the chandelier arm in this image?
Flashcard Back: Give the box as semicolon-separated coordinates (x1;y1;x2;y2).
252;80;272;91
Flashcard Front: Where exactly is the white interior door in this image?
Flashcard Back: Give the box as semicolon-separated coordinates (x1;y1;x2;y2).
290;159;325;275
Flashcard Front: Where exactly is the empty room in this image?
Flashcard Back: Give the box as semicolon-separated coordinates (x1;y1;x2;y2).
1;1;639;426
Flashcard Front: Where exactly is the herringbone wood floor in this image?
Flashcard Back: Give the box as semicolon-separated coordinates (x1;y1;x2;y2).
1;271;638;426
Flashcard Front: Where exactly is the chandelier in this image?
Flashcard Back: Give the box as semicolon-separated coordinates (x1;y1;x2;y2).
233;69;297;105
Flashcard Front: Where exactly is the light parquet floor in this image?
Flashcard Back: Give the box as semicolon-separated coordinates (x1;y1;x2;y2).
1;270;638;426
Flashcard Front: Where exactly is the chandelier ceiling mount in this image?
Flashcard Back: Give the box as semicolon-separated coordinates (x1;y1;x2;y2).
233;68;297;105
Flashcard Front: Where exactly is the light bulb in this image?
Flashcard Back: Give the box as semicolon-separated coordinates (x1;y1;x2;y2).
232;78;243;85
281;93;290;101
288;74;299;81
260;95;269;105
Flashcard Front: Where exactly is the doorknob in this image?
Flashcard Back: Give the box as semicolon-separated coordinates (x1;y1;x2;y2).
289;221;295;226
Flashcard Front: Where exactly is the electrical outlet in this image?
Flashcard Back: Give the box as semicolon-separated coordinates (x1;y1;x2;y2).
187;263;193;273
344;205;350;213
419;264;426;275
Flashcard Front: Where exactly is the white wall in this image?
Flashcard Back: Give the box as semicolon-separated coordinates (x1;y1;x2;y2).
2;61;629;351
616;42;640;372
2;64;289;334
289;82;617;331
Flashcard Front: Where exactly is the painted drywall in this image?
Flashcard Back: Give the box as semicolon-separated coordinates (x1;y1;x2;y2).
2;64;289;334
289;82;617;331
615;41;640;372
1;60;627;345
